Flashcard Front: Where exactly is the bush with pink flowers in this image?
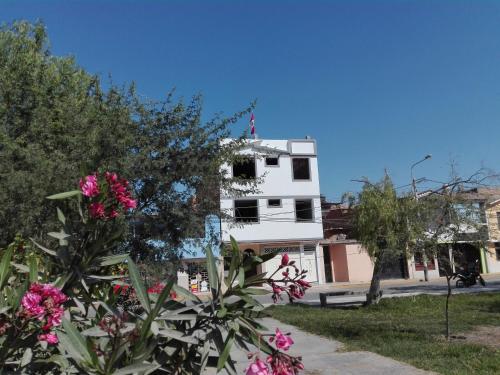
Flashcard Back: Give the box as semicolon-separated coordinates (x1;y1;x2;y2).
0;173;309;374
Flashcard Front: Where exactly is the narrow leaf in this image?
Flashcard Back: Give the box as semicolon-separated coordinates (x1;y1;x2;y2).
61;319;92;363
205;246;219;294
30;238;57;256
127;257;151;313
217;329;235;371
47;190;82;200
56;207;66;225
0;246;13;289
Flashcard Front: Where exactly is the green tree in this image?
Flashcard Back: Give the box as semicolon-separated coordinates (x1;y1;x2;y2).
351;173;417;305
0;21;257;264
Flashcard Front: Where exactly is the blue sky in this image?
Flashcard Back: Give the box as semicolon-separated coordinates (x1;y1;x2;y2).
2;0;500;200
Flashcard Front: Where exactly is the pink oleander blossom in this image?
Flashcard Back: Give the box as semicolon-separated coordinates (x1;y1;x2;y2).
21;284;67;328
89;202;106;218
21;292;45;317
79;174;99;197
246;358;270;375
280;254;290;267
273;328;294;351
39;332;58;344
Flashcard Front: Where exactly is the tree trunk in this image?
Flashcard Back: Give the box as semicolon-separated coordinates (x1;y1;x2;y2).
365;256;383;305
445;275;452;340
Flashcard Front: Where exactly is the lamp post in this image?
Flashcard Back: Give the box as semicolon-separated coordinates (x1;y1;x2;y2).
411;154;432;281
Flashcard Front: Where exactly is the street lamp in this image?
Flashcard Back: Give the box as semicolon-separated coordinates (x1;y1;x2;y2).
410;154;432;281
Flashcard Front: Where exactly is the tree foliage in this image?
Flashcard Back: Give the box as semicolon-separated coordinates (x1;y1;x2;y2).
0;21;256;263
351;173;418;304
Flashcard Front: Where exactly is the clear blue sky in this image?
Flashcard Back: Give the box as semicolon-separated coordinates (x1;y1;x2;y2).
2;0;500;200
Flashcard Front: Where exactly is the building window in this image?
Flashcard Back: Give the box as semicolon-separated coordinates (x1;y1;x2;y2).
495;243;500;261
295;199;313;222
497;212;500;230
233;158;256;179
267;199;281;207
234;200;258;223
292;158;310;180
265;157;279;166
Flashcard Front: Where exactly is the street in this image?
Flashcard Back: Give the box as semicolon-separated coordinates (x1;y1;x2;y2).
256;273;500;306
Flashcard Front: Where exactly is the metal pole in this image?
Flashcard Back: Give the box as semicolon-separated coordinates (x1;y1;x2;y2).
411;155;432;282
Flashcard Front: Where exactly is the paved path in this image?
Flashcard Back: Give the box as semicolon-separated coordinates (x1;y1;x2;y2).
225;318;434;375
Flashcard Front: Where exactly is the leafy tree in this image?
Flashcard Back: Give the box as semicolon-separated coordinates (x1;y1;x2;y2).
0;21;134;246
351;173;418;305
415;168;493;339
0;21;257;264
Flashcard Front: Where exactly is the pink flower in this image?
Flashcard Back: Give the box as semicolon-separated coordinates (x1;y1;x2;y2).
21;284;67;328
121;197;137;209
79;174;99;197
89;202;106;218
246;358;270;375
297;279;311;288
39;332;58;345
281;254;289;267
274;328;294;351
21;292;44;317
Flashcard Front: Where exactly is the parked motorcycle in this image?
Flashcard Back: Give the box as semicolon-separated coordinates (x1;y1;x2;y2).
453;260;486;288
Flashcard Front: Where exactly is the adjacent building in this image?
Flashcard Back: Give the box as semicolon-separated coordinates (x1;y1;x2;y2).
220;138;326;284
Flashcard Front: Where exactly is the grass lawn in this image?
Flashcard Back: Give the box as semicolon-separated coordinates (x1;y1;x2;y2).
267;293;500;375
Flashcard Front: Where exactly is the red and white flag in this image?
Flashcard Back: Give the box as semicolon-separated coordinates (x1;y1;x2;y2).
249;113;255;136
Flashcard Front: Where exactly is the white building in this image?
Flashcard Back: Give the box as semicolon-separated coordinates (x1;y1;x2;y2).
220;138;326;284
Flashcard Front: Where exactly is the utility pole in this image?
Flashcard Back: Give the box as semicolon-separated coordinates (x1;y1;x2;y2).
411;154;432;281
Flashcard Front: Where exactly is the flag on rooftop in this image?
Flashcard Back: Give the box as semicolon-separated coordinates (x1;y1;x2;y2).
249;112;255;136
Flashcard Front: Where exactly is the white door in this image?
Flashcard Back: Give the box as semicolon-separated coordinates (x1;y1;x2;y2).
301;246;318;283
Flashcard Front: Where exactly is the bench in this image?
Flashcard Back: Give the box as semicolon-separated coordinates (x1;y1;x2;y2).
319;290;369;307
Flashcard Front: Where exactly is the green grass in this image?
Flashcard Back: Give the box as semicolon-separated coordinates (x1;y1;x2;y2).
267;293;500;375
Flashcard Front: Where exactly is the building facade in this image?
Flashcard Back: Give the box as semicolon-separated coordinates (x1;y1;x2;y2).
220;138;326;284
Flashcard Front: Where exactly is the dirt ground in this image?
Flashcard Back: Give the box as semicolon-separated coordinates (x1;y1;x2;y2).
452;326;500;349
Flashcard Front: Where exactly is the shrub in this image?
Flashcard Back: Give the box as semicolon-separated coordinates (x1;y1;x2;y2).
0;172;310;374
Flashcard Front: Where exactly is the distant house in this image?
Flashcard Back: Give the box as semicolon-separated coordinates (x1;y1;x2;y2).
220;138;326;284
320;199;406;283
435;187;500;275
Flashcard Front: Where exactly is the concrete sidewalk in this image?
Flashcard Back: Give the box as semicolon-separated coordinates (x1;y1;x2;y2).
226;318;435;375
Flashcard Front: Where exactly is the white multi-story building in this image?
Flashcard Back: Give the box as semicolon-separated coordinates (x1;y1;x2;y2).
220;138;326;284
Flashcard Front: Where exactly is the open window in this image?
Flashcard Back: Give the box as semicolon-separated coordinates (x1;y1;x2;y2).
292;158;310;180
267;199;281;207
265;156;279;166
233;158;256;179
234;199;258;223
295;199;313;222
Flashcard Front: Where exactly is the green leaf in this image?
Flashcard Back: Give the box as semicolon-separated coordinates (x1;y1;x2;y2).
94;253;129;267
80;326;108;337
30;238;57;256
20;347;32;367
151;280;174;318
56;207;66;225
46;190;82;200
11;263;29;273
28;257;38;283
157;328;199;344
113;362;160;375
0;246;13;289
126;257;151;313
47;231;71;241
244;287;270;295
61;319;92;364
226;236;240;286
238;266;245;288
205;246;219;294
217;329;235;371
171;283;200;302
